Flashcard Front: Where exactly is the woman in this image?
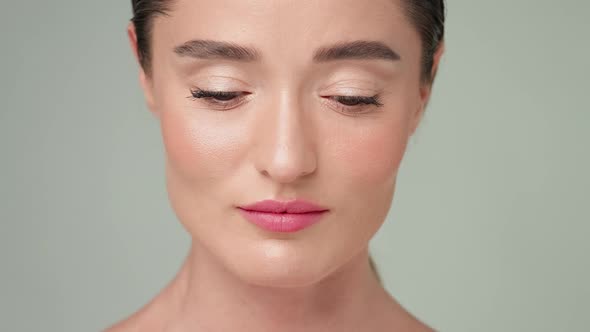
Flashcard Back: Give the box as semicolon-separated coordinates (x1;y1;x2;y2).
107;0;445;330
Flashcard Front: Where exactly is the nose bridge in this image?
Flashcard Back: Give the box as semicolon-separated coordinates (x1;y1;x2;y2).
252;87;317;183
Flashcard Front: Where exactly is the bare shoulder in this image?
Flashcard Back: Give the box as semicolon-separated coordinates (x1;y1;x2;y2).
102;297;171;332
405;317;437;332
103;271;187;331
381;310;436;332
102;310;146;332
376;292;437;332
102;319;135;332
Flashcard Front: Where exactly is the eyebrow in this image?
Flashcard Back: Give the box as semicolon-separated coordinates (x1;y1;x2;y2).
173;39;401;63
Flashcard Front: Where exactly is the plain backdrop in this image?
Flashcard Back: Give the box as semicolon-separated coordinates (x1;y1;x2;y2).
1;1;589;331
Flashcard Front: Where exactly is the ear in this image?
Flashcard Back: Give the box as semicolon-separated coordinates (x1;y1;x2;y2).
127;22;158;118
410;41;445;137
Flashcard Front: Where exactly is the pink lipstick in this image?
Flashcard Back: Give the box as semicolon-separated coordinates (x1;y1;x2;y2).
237;199;329;233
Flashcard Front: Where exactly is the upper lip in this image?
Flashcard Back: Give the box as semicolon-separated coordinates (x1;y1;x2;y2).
238;199;329;214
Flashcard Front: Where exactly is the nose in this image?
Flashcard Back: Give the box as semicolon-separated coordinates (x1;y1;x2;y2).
252;90;317;184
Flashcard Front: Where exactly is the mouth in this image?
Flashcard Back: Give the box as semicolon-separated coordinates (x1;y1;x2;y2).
236;198;329;233
237;198;329;214
237;208;329;233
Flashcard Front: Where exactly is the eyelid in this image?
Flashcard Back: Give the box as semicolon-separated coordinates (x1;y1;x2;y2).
188;87;383;114
322;84;381;97
188;87;251;110
324;78;380;91
186;73;251;93
321;94;384;116
190;72;252;87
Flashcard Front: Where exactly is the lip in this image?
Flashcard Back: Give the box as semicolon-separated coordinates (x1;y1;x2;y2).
237;199;329;233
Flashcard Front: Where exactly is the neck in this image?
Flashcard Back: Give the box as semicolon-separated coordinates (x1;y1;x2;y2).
162;240;391;332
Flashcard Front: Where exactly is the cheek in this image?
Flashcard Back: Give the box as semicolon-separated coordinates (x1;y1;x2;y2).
311;114;412;266
321;84;419;192
158;109;249;238
330;119;410;190
318;108;414;245
159;111;244;180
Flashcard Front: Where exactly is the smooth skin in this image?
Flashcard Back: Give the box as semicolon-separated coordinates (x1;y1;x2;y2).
107;0;444;330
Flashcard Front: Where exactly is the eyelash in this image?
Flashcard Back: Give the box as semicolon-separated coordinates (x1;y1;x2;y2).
187;87;384;114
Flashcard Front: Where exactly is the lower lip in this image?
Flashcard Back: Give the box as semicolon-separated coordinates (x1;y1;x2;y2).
237;208;328;233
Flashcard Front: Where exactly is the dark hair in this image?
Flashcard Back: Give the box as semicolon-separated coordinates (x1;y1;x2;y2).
130;0;445;84
129;0;446;282
402;0;446;84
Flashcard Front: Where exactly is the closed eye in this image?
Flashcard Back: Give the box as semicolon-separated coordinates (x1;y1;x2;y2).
187;88;249;109
188;88;244;102
187;87;384;114
321;94;384;115
329;95;383;107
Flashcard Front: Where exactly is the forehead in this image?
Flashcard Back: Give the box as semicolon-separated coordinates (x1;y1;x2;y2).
152;0;421;69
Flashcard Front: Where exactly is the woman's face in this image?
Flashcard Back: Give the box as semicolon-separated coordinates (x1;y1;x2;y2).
130;0;430;287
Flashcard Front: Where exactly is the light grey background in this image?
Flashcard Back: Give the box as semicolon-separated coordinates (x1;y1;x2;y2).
1;1;588;331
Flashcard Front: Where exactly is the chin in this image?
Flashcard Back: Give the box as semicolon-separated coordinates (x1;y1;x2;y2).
226;248;331;288
239;266;326;289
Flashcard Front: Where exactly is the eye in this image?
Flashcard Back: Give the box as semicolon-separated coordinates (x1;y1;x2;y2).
325;94;384;115
187;87;250;110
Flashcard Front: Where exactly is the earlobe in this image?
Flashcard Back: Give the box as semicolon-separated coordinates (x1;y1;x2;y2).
138;68;158;118
412;81;431;138
409;102;425;137
127;22;159;118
